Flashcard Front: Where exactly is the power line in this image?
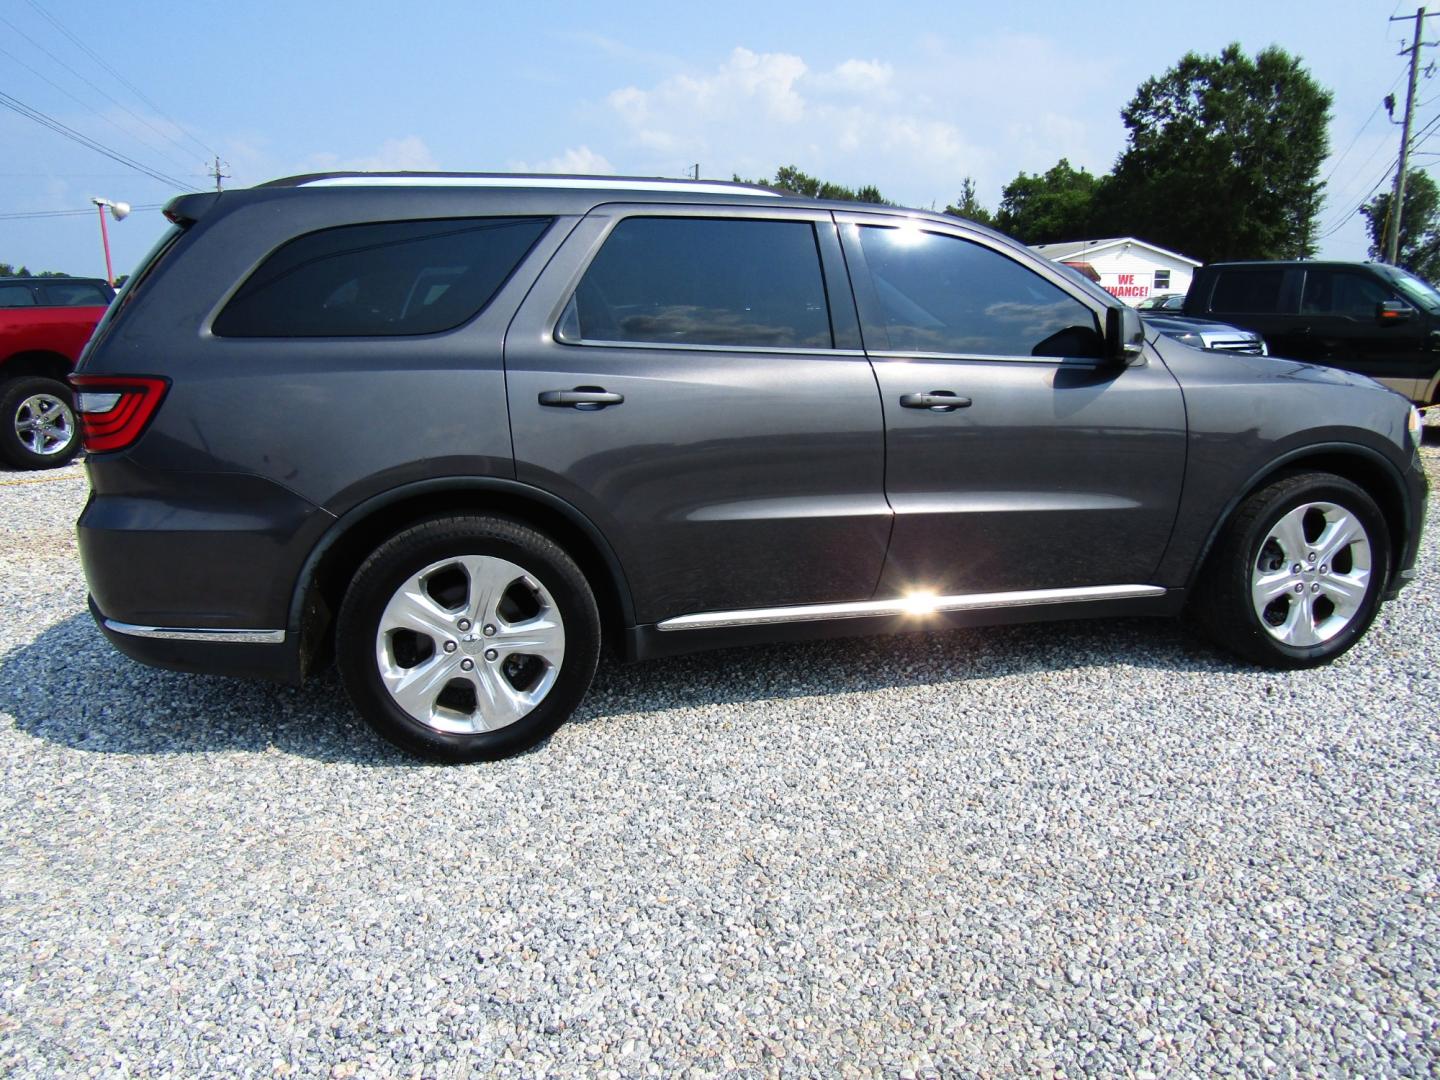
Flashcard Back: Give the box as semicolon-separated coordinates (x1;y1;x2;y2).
1322;70;1406;187
0;43;199;179
1314;112;1440;242
1383;6;1440;262
1320;110;1440;233
0;89;200;191
23;0;219;161
0;203;163;221
0;11;205;176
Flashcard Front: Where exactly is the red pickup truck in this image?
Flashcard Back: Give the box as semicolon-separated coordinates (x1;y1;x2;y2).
0;277;114;469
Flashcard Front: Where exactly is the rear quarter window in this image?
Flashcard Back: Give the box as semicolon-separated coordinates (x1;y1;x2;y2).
213;217;551;337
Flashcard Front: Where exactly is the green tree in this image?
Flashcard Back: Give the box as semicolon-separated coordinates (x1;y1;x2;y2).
1099;44;1331;263
944;176;994;227
734;165;886;204
990;159;1099;243
0;263;32;276
1361;170;1440;283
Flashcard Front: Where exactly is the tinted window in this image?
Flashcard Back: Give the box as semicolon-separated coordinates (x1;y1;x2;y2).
1209;269;1284;313
0;284;36;308
558;217;832;348
39;281;112;307
214;217;550;337
856;226;1102;357
1302;270;1391;318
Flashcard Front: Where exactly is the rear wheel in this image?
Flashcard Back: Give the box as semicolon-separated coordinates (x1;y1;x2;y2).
336;515;600;762
0;376;80;469
1191;472;1390;668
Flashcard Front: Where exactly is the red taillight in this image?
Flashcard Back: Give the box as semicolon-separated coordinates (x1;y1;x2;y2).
68;375;169;453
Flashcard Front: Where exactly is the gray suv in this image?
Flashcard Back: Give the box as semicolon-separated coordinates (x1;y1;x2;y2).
73;174;1428;761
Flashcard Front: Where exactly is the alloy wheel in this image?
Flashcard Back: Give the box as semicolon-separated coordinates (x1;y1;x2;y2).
1250;501;1372;648
374;554;566;734
14;393;75;457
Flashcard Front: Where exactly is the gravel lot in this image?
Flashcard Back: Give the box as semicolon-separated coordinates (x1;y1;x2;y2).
1;436;1437;1079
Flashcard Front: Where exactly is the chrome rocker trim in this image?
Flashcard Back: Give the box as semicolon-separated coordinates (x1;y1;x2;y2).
656;584;1167;632
103;620;286;644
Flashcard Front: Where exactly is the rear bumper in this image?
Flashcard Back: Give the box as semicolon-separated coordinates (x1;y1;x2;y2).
77;458;333;684
91;596;304;684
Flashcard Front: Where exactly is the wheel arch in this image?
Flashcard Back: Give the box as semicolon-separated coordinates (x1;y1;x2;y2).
1;351;74;384
1186;442;1413;591
289;478;636;675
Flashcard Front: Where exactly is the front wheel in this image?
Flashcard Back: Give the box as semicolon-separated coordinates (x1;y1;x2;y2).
336;515;601;762
1191;472;1390;668
0;376;81;469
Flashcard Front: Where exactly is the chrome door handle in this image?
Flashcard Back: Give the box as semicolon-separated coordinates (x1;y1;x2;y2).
538;388;625;408
899;391;971;411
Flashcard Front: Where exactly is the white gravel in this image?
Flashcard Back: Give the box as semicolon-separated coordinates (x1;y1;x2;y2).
1;442;1437;1078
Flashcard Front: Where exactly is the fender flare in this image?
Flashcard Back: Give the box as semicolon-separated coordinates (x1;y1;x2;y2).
1183;440;1415;591
285;476;637;636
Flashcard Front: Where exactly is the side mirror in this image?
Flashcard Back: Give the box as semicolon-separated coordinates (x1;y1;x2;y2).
1105;305;1145;365
1378;299;1414;323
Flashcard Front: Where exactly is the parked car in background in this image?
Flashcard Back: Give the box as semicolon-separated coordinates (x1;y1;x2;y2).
0;276;114;468
1140;311;1268;355
73;175;1426;762
1137;292;1186;312
1184;261;1440;406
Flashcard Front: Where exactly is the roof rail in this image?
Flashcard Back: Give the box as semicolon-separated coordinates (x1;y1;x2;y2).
261;172;783;197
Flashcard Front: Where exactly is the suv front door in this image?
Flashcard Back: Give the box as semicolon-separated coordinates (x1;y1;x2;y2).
504;205;890;625
1297;267;1428;400
838;215;1187;597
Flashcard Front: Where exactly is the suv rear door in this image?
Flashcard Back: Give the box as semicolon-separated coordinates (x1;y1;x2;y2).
503;204;890;626
838;213;1186;596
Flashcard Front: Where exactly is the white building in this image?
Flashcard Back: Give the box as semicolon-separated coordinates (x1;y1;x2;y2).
1029;237;1202;306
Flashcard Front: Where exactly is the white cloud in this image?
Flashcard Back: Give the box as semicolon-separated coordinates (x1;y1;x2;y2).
599;46;988;201
512;146;613;175
587;36;1133;210
302;135;439;175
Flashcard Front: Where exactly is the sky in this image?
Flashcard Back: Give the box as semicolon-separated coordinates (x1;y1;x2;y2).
0;0;1430;281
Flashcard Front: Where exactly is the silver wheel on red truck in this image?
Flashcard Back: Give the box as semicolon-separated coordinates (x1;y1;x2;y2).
0;376;81;470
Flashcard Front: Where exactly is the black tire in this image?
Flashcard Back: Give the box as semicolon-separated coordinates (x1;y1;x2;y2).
0;376;81;469
336;515;601;762
1190;472;1390;669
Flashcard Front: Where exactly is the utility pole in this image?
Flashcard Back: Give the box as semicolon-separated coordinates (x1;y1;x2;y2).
1386;7;1436;263
208;155;230;192
691;163;700;180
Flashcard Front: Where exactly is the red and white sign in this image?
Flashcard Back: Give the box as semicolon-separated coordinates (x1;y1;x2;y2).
1102;273;1150;300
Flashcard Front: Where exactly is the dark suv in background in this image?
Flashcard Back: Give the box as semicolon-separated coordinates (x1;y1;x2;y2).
73;175;1427;761
1185;260;1440;406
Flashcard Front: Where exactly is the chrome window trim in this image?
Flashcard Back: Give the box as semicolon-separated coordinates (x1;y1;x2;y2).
104;620;286;644
656;584;1167;631
557;338;866;357
864;349;1089;366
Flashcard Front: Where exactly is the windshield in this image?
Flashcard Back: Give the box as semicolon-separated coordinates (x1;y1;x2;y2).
1379;265;1440;312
